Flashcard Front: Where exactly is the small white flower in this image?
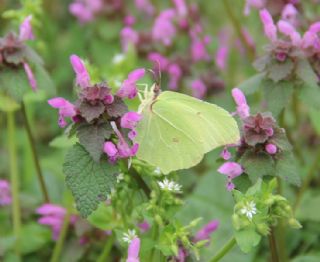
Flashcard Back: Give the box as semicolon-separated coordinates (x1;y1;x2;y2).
154;167;162;175
158;178;182;193
112;53;125;64
240;201;257;220
122;229;137;243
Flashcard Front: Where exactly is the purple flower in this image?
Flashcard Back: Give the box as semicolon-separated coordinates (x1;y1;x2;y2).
281;4;298;27
117;141;139;158
148;52;170;71
117;68;145;99
121;27;139;52
232;88;250;119
134;0;154;16
191;79;206;99
265;143;277;155
19;15;34;41
126;237;140;262
23;62;37;91
121;112;142;129
0;180;12;206
69;0;103;23
277;20;301;46
244;0;266;15
70;55;90;88
215;46;229;71
36;204;67;241
168;63;182;90
194;220;219;243
260;9;277;42
104;142;118;158
218;162;243;191
152;9;176;46
48;97;77;128
190;35;211;62
137;221;150;233
173;0;188;17
124;15;136;26
177;248;187;262
220;147;232;160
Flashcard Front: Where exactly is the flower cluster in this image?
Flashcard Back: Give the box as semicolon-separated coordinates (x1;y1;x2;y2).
218;88;291;190
48;55;144;163
0;15;37;90
158;178;182;193
244;0;299;17
36;203;77;240
0;179;12;206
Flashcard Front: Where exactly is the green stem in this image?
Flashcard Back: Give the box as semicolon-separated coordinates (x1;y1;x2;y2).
209;237;236;262
130;169;151;198
222;0;255;61
96;235;114;262
50;205;71;262
21;102;50;203
293;147;320;213
268;229;279;262
7;112;22;257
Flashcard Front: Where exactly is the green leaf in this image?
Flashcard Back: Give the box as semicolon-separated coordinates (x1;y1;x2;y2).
240;150;275;183
296;59;320;110
87;202;113;230
267;60;294;82
63;143;117;217
76;122;112;162
237;73;265;95
234;228;261;253
296;192;320;222
275;152;301;186
262;79;294;117
49;134;78;149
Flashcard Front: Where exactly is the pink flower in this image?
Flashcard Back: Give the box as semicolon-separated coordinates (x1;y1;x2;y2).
220;147;231;160
168;63;182;90
277;20;301;46
137;221;150;233
260;9;277;42
19;15;34;41
69;2;94;23
126;237;140;262
104;142;118;157
265;143;277;154
124;15;136;26
121;27;139;52
117;68;145;99
134;0;154;16
194;220;219;243
218;162;243;191
70;55;90;88
117;141;139;158
148;52;170;71
36;204;67;241
121;112;142;129
232;88;250;119
152;9;176;46
191;79;206;99
281;4;298;27
190;35;211;62
172;0;188;17
23;62;37;91
244;0;266;15
0;180;12;206
215;47;229;71
48;97;77;128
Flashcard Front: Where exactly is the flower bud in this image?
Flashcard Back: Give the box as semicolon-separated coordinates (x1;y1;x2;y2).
265;143;277;155
288;218;302;229
256;223;270;236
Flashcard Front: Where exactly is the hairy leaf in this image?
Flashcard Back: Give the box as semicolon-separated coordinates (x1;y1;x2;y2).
234;228;261;253
63;143;117;217
237;73;265;95
267;60;294;82
76;122;112;162
106;96;128;118
79;101;105;122
275;152;301;186
240;150;275;182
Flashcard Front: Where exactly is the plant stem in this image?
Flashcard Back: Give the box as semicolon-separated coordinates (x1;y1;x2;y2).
222;0;255;61
268;228;279;262
131;169;151;198
209;237;236;262
21;102;50;203
293;147;320;213
7;112;22;257
96;235;114;262
50;206;71;262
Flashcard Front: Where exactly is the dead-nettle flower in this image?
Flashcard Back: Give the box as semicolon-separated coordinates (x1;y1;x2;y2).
232;88;250;119
0;16;37;91
218;162;244;191
48;97;77;128
152;9;177;46
69;0;103;23
123;229;138;243
0;180;12;206
134;0;154;16
244;0;266;16
189;25;211;62
126;237;140;262
137;220;150;233
193;220;219;243
190;79;207;99
281;4;299;27
121;27;139;52
117;68;146;99
36;204;77;241
70;54;91;88
158;178;182;193
240;201;257;220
